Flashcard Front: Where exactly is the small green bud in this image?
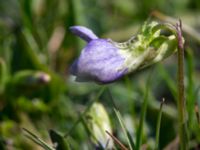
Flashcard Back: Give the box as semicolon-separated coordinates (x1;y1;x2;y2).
86;102;113;149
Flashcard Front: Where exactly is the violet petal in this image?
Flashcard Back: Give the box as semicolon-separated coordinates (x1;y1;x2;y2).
70;26;98;42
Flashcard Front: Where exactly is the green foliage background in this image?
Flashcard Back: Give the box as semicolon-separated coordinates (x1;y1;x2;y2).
0;0;200;149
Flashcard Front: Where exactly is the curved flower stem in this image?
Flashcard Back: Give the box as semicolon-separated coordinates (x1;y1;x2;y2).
176;20;189;150
151;10;200;44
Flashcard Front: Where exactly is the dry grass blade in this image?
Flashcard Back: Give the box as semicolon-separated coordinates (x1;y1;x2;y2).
105;130;129;150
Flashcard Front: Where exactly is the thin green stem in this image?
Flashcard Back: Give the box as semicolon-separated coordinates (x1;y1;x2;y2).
114;109;134;150
155;98;165;150
176;20;188;150
63;86;106;138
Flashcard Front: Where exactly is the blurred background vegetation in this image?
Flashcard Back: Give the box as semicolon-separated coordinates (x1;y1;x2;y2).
0;0;200;149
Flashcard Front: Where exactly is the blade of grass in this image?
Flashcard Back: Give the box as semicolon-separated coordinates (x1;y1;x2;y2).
126;130;136;150
185;48;195;131
155;98;165;150
114;109;135;150
64;86;106;138
23;128;54;150
135;70;153;150
107;88;134;150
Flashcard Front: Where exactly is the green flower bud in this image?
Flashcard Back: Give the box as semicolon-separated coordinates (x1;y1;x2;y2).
86;102;113;149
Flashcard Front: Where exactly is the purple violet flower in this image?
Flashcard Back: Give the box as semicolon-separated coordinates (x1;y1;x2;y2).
69;23;178;84
69;26;128;83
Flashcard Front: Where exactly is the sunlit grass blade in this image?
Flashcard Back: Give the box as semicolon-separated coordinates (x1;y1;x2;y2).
114;108;135;150
23;128;54;150
155;98;165;150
